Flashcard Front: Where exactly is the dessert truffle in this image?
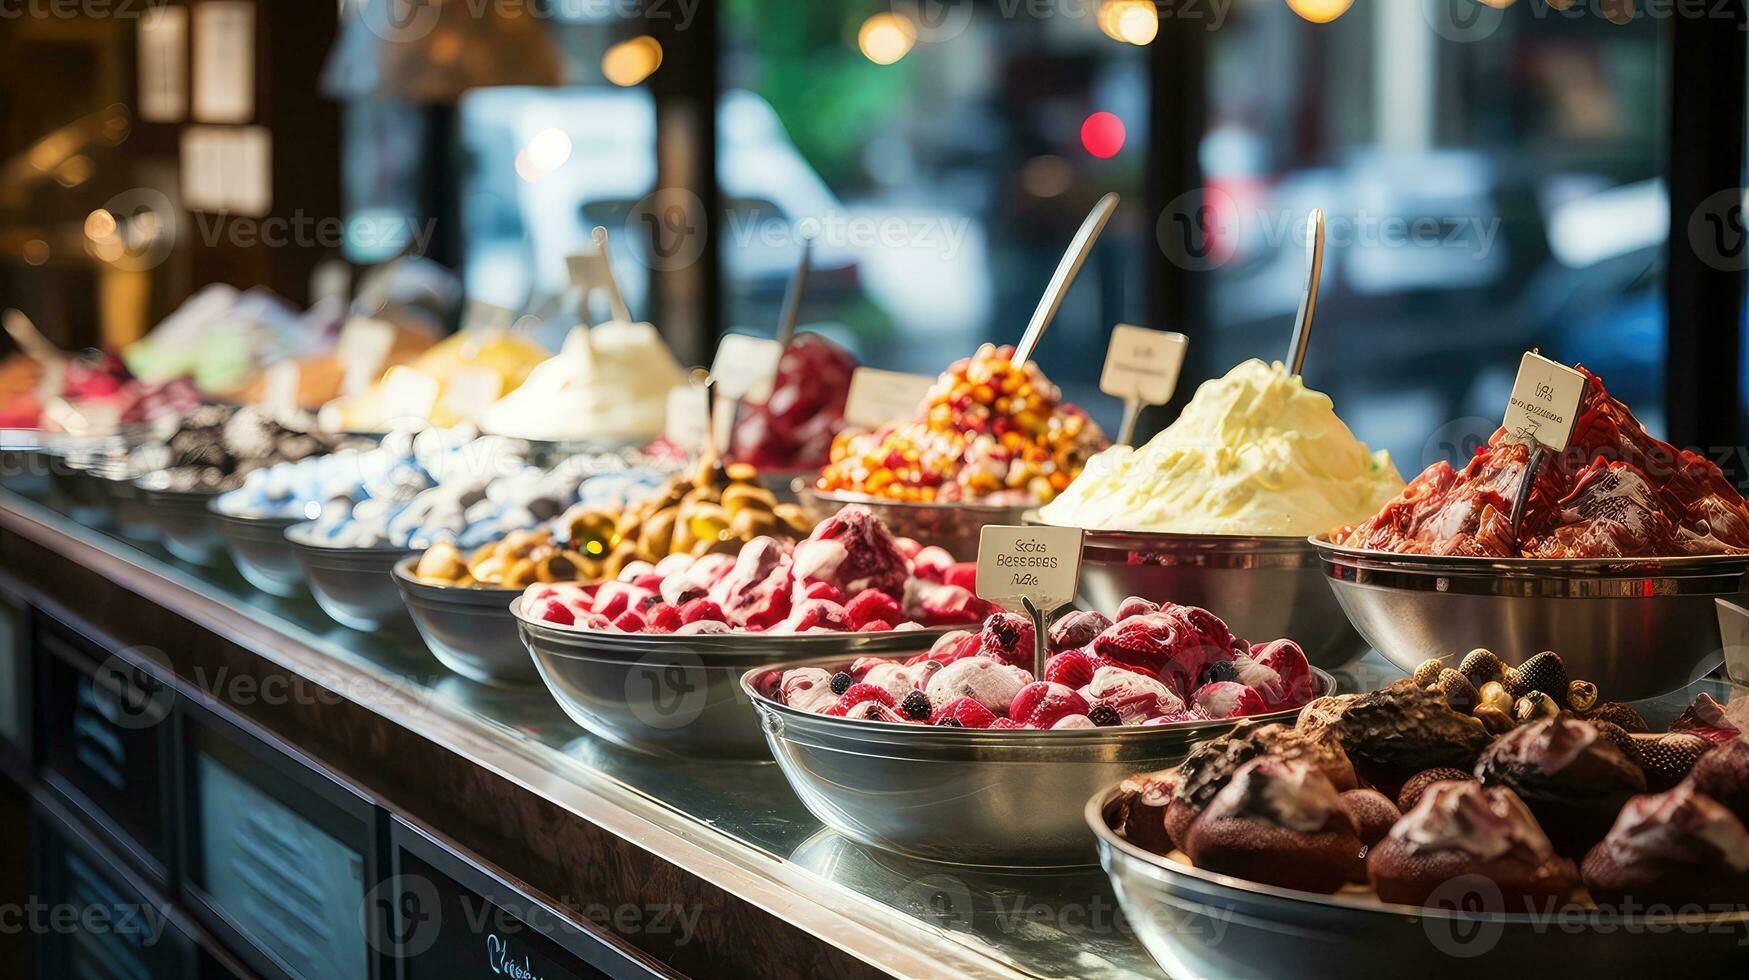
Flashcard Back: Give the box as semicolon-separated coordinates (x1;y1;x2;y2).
1166;724;1357;849
1339;789;1401;847
1632;732;1713;792
1686;737;1748;824
1183;757;1366;893
1396;767;1476;813
1296;680;1491;798
1475;715;1646;857
1367;782;1580;909
1109;769;1178;856
1581;783;1749;907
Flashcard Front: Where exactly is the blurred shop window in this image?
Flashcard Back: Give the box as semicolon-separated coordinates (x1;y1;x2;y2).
721;1;1151;434
1196;0;1666;471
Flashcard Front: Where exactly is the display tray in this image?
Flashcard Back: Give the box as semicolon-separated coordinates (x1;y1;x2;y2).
0;475;1733;979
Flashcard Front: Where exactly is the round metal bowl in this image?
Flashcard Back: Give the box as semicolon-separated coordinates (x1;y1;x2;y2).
284;522;415;632
1312;537;1749;700
744;661;1335;868
794;484;1031;559
393;559;536;686
1086;784;1749;978
95;473;158;540
209;506;305;597
133;480;226;565
1063;527;1368;669
512;600;948;760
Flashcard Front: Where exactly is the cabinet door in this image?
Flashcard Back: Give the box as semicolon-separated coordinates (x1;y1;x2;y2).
180;704;381;980
35;614;176;886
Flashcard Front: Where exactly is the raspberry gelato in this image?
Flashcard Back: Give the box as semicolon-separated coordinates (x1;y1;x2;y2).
731;333;857;470
1335;365;1749;557
519;505;996;634
765;597;1320;728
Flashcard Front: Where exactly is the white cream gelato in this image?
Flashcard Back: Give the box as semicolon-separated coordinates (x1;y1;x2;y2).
478;321;685;443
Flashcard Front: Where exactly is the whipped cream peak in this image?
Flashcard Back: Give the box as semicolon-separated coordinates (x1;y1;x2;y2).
1207;756;1344;834
1395;782;1555;862
1601;784;1749;873
1039;359;1402;535
478;321;684;442
1498;714;1601;772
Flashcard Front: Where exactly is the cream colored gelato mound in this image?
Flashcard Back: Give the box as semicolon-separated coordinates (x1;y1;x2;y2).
477;321;684;443
1039;359;1403;536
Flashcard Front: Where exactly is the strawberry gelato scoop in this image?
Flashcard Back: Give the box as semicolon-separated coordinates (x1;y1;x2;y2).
768;595;1319;728
520;505;995;634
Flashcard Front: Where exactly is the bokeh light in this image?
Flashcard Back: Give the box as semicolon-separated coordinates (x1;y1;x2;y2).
859;13;917;66
1098;0;1159;45
602;35;663;87
1080;112;1126;159
1285;0;1356;23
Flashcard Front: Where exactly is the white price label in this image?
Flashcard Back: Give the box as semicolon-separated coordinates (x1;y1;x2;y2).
259;361;300;416
1504;352;1588;453
844;367;936;429
1100;325;1188;405
378;367;441;425
710;334;784;402
665;384;711;452
1718;599;1749;688
975;525;1085;615
337;317;396;395
462;299;517;335
439;368;503;422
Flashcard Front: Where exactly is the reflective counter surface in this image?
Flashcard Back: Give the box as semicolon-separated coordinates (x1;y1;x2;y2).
0;450;1734;980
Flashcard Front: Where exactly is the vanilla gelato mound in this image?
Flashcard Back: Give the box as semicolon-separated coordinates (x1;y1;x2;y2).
1040;359;1402;536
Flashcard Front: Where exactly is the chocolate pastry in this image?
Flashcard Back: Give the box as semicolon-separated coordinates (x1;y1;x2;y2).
1397;767;1476;813
1581;783;1749;907
1340;789;1400;846
1631;732;1713;792
1109;769;1178;856
1585;701;1648;733
1296;680;1491;798
1475;715;1646;857
1367;782;1580;909
1184;757;1366;893
1166;723;1358;849
1686;737;1748;824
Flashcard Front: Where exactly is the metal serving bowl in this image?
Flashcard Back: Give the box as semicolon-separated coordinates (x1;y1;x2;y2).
133;480;226;565
96;473;159;540
794;484;1031;559
284;522;415;632
209;506;305;597
513;601;947;760
1086;784;1749;978
745;661;1335;868
1066;528;1368;669
1312;537;1749;700
393;559;536;686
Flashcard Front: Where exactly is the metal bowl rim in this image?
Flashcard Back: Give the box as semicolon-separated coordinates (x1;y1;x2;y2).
393;557;526;599
206;500;304;528
1085;784;1749;926
795;483;1035;517
511;595;955;653
131;478;227;503
743;660;1335;747
284;520;417;556
1311;534;1749;576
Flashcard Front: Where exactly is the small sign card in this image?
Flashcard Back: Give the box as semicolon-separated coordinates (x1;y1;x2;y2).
438;367;503;422
1100;324;1188;405
337;317;395;395
461;299;516;335
259;361;300;417
1504;351;1587;452
976;525;1085;677
710;334;784;402
665;384;711;453
1716;599;1749;689
844;367;936;429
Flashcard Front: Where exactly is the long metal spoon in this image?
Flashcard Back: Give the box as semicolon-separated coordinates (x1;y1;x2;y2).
1285;208;1325;376
776;236;813;349
1013;192;1121;367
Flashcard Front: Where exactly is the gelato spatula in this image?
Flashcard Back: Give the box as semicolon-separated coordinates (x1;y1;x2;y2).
1285;208;1325;377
